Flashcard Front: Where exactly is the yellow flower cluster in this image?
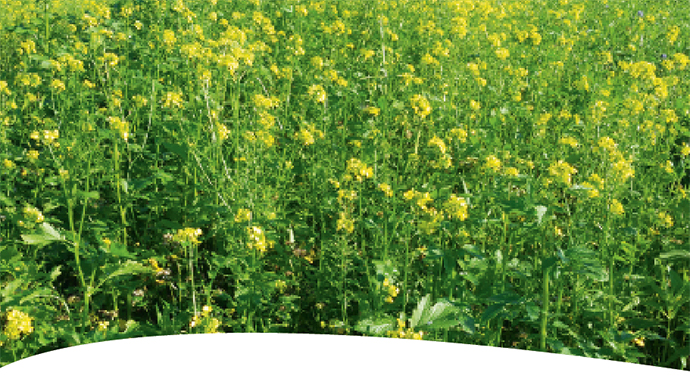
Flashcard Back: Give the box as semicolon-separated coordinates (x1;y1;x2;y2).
1;309;33;344
247;226;269;254
386;318;424;340
307;84;327;104
253;94;280;109
235;208;252;223
162;91;185;109
404;189;434;212
427;136;452;169
107;116;130;142
449;127;469;143
382;278;399;304
443;194;469;221
558;136;579;148
173;227;202;245
293;122;324;147
336;212;355;234
495;48;510;60
410;94;432;118
657;211;674;228
189;305;222;333
19;205;44;228
547;160;578;186
484;155;502;172
344;158;373;182
610;199;625;216
30;129;60;148
378;183;394;198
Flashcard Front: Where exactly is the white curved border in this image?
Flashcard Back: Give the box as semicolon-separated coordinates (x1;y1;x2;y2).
1;334;687;378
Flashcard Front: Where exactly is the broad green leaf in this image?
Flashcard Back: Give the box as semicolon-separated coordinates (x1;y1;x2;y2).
410;294;431;328
21;223;65;246
354;316;396;335
481;303;505;324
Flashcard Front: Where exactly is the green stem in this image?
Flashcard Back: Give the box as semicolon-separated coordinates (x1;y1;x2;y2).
540;260;550;352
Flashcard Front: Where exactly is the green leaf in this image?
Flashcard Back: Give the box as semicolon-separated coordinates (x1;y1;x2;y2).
162;141;189;157
93;261;151;292
481;303;505;324
21;223;65;246
659;250;690;262
459;314;476;334
110;243;135;259
525;303;540;321
50;265;62;283
534;205;548;225
410;294;431;328
354;316;396;335
78;191;100;200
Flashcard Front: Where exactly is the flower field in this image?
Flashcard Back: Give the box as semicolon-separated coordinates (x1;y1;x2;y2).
0;0;688;370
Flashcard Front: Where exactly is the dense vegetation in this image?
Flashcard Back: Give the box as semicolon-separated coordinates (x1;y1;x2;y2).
0;0;688;370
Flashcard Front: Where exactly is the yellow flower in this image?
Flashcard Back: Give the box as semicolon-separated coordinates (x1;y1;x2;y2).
378;183;394;197
235;208;252;223
658;212;673;228
162;92;184;109
173;227;203;245
443;194;469;221
548;160;578;185
610;199;625;216
50;79;66;92
597;136;617;152
410;94;432;118
3;309;34;340
0;81;11;96
503;167;519;177
484;155;502;172
295;128;315;146
495;48;510;60
308;84;327;104
162;29;177;47
247;226;269;253
559;136;579;148
365;106;381;116
449;128;468;143
97;321;110;332
336;214;355;234
681;143;690;157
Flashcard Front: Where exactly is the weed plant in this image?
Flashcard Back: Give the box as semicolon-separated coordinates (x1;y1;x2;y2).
0;0;688;370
